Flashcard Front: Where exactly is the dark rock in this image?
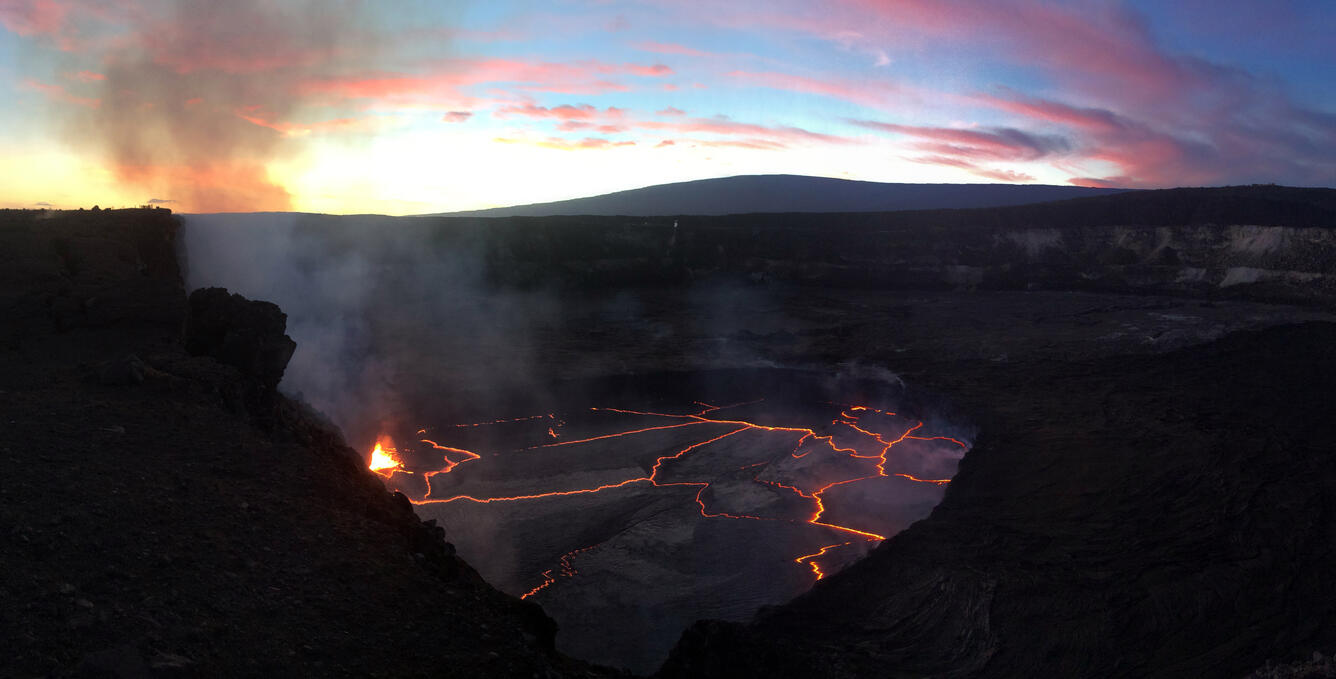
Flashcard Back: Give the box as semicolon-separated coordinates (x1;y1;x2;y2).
1246;652;1336;679
184;287;296;391
657;323;1336;678
98;354;146;386
77;644;151;679
146;651;194;676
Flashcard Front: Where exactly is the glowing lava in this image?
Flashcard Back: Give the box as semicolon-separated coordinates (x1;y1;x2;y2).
368;437;402;475
370;399;969;597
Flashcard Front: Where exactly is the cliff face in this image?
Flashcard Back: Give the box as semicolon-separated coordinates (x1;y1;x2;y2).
464;185;1336;307
0;208;184;345
675;222;1336;304
0;209;610;678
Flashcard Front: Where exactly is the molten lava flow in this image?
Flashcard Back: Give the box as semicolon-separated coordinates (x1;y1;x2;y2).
371;398;969;596
795;541;855;580
520;543;601;600
368;437;402;475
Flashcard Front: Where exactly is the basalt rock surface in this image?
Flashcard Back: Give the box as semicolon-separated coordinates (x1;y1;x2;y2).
184;287;297;392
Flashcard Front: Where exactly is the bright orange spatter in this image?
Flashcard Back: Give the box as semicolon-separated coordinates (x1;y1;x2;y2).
368;437;403;474
365;400;967;598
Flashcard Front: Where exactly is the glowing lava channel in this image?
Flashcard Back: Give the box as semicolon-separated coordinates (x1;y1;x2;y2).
365;400;968;595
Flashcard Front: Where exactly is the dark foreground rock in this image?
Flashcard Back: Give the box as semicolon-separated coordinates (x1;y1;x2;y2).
184;287;297;392
0;210;614;678
658;322;1336;678
1247;652;1336;679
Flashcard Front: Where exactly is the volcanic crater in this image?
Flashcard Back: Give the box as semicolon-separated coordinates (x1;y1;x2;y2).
6;185;1336;677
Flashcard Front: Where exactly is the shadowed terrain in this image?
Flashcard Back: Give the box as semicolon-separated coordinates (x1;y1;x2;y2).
437;174;1127;217
5;185;1336;677
0;208;612;678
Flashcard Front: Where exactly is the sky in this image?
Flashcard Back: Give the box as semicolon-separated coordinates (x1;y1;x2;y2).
0;0;1333;214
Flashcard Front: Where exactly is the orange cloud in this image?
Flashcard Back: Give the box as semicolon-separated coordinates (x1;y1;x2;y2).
115;162;290;212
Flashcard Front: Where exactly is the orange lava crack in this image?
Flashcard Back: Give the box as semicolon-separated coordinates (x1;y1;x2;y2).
368;399;968;594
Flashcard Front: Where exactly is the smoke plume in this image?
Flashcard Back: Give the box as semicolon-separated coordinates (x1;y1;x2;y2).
81;0;380;212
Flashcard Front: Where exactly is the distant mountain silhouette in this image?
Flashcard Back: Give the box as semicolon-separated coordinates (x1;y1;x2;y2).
439;174;1129;217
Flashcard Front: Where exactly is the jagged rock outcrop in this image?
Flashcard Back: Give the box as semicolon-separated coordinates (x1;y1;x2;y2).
184;287;296;391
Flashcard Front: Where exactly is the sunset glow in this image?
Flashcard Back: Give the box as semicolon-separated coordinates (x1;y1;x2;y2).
1;0;1332;213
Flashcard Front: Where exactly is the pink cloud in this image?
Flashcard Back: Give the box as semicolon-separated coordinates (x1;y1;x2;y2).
726;70;913;111
298;58;664;107
21;77;98;107
806;1;1191;105
441;111;472;123
974;91;1230;187
236;110;375;137
0;0;127;51
496;103;599;120
975;91;1127;134
640;115;852;147
632;41;714;58
700;0;1335;186
627;63;672;77
853;120;1069;161
0;0;69;37
494;104;630;132
73;70;105;82
486;103;852;155
975;168;1036;183
495;136;636;151
909;155;1035;183
1069;176;1127;189
697;139;789;151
